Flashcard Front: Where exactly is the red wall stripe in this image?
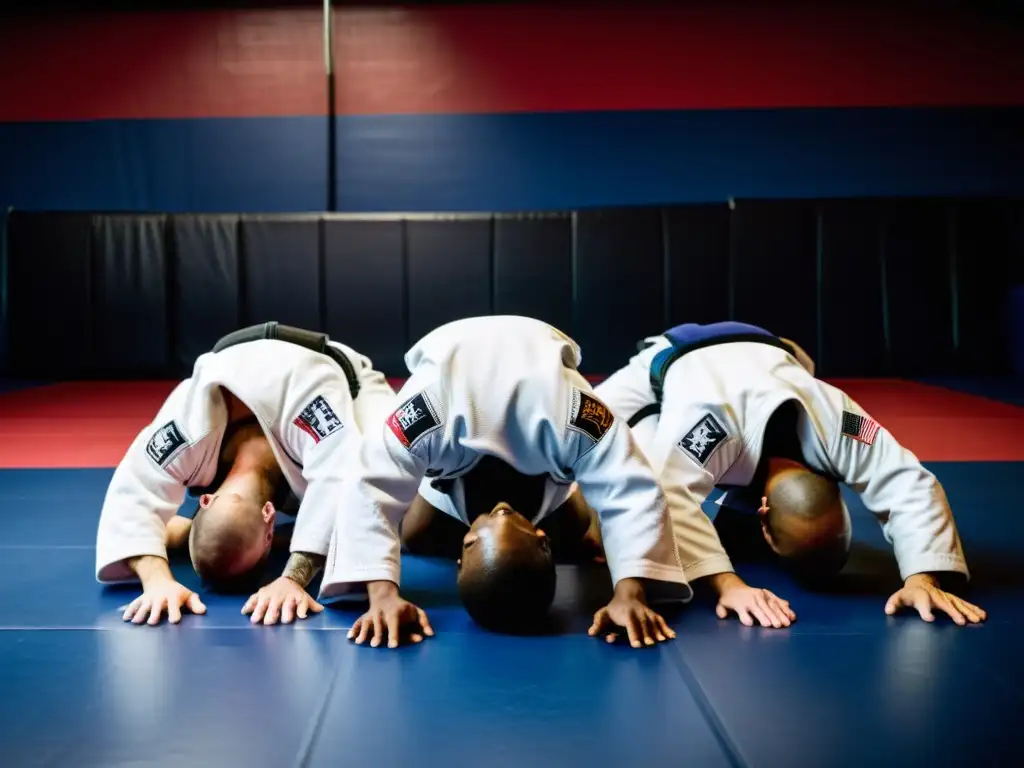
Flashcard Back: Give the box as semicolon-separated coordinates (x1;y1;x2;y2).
333;5;1024;115
0;5;1021;123
0;10;325;122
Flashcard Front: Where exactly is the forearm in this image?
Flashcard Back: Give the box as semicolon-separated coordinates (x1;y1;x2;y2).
662;484;734;582
164;515;192;550
862;468;968;581
319;467;424;597
95;454;188;582
281;552;326;589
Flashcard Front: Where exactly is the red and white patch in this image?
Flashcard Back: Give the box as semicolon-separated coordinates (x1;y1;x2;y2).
293;395;343;444
841;410;880;445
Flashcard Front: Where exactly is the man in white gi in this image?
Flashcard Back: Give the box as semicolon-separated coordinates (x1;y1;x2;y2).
319;316;689;649
95;323;396;627
590;321;986;627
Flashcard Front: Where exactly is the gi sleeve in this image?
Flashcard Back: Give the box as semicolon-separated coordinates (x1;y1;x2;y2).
318;385;441;599
824;394;968;581
644;409;741;583
352;360;399;433
566;389;688;591
290;385;362;559
95;422;192;583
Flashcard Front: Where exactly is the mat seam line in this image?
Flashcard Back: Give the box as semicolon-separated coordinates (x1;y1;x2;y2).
292;649;346;768
666;648;750;768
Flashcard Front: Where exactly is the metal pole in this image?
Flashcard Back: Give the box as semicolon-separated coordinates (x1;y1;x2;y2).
0;206;11;376
324;0;337;212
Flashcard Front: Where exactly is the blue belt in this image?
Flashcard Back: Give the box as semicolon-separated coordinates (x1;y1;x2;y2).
627;322;790;427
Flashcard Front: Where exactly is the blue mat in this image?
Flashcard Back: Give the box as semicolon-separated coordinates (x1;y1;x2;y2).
0;464;1020;767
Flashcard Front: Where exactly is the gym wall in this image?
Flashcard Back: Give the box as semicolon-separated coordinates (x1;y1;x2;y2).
1;3;1023;379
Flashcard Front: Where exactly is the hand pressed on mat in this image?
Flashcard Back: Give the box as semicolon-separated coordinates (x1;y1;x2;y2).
709;571;795;629
243;577;323;625
588;578;676;648
243;552;325;625
349;581;434;649
885;573;986;625
122;555;207;626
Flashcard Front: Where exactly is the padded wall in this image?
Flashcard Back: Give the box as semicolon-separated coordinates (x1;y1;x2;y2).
3;199;1020;380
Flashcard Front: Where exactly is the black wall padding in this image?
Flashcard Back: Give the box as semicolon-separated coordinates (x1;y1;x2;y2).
1012;203;1024;284
92;215;171;377
818;201;889;377
882;200;955;377
492;214;573;335
6;212;94;378
729;200;819;360
171;215;241;374
573;208;665;372
240;217;321;331
4;199;1020;382
323;218;406;376
663;205;731;328
951;200;1013;376
405;218;493;346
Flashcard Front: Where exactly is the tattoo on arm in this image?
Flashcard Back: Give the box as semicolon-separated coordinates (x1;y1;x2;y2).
282;552;325;588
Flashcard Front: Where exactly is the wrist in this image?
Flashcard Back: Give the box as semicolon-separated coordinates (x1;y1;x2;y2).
129;554;173;587
281;552;324;589
705;571;744;595
905;572;939;588
367;580;398;602
613;577;646;601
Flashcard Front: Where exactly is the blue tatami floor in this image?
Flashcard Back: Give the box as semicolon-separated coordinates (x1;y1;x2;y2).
0;456;1021;767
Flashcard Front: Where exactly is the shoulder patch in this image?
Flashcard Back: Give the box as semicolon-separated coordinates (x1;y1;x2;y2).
146;421;189;467
388;393;441;449
841;410;880;446
678;413;728;465
294;395;344;444
568;389;615;444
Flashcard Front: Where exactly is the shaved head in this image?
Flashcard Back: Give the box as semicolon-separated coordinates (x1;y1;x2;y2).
189;492;274;592
762;459;851;581
457;503;556;632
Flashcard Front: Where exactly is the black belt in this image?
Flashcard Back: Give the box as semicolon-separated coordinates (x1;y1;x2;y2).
212;321;361;400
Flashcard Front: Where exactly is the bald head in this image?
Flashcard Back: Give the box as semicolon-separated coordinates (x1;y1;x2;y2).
761;459;851;581
457;503;556;632
189;492;274;592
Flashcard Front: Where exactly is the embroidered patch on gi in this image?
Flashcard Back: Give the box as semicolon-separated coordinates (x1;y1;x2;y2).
293;395;344;444
678;413;728;465
146;421;188;467
388;393;441;449
568;389;615;444
841;410;880;445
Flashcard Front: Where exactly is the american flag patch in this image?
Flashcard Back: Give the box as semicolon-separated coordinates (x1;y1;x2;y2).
841;411;880;445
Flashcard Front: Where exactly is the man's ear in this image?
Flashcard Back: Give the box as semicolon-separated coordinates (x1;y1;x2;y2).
262;501;276;525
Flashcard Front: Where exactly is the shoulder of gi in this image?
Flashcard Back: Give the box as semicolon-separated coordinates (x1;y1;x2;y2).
559;383;621;465
381;378;448;466
137;376;224;487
